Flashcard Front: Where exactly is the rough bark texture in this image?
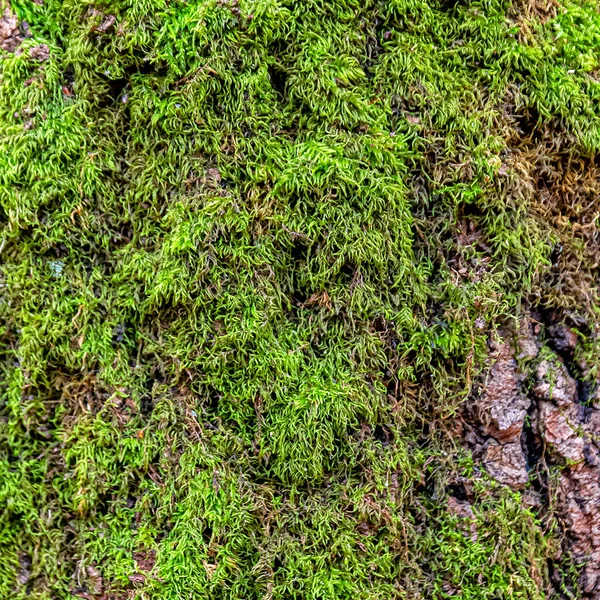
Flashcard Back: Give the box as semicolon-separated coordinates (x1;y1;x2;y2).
0;8;22;52
469;318;600;598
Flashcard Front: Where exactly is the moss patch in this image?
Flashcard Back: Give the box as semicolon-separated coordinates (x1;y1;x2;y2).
1;0;600;598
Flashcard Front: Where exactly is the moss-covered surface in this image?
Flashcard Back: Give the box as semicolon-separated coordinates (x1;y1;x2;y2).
1;0;600;598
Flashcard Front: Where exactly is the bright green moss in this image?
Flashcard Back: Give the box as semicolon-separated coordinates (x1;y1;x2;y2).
1;0;600;598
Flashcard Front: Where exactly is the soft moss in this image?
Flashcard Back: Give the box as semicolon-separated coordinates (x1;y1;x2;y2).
1;0;599;598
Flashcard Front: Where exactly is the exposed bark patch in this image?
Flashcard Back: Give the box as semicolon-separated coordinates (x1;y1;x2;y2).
483;440;529;489
468;330;533;489
467;316;600;597
0;8;22;52
133;548;156;572
534;354;600;598
480;339;531;443
30;43;49;61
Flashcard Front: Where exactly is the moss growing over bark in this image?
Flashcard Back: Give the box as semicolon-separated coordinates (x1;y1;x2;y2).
1;0;600;598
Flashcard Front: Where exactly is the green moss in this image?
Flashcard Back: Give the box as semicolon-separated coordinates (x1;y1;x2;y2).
2;0;599;597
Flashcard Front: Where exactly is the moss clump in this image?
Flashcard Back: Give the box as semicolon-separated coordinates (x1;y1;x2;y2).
1;0;599;598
